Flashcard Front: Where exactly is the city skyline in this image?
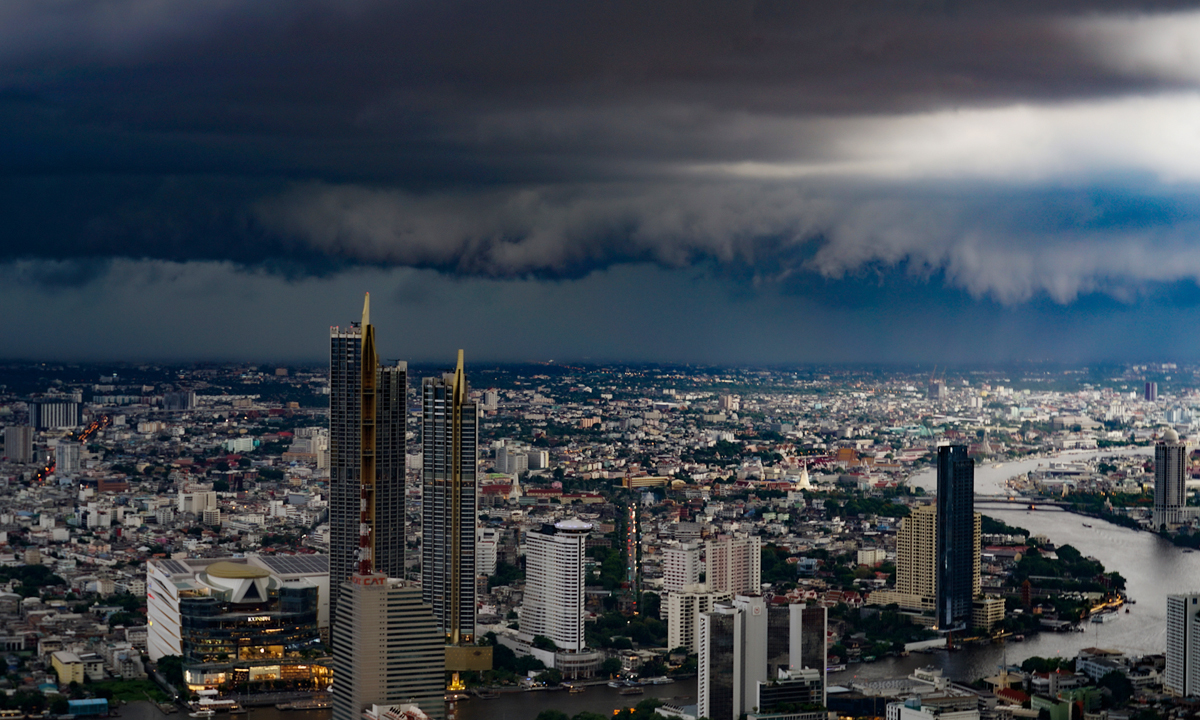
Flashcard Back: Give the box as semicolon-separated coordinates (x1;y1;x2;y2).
9;3;1200;363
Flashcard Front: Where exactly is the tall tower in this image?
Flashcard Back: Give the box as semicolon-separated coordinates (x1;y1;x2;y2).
422;351;479;645
936;444;977;630
329;294;407;625
520;518;591;652
1155;429;1187;530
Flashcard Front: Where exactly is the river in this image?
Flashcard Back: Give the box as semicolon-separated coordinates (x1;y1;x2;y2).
830;445;1196;686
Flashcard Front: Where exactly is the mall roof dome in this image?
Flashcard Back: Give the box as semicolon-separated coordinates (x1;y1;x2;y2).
207;561;270;580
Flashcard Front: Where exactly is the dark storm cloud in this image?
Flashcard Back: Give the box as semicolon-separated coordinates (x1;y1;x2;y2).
5;0;1200;306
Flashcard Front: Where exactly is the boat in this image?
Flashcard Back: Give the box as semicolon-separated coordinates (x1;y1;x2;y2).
1091;614;1107;623
568;685;586;694
607;681;625;688
277;699;332;711
1013;635;1025;642
189;712;215;719
444;693;470;702
619;687;644;696
474;691;499;700
826;664;847;672
1082;523;1092;528
1125;608;1130;613
643;677;675;685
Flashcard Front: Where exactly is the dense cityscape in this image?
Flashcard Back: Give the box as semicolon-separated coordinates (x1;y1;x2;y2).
2;312;1200;720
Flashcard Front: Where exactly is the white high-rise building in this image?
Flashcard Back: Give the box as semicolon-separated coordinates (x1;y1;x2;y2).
520;518;591;652
495;444;529;475
663;544;701;593
1166;594;1200;696
178;490;217;515
1155;429;1188;530
705;536;762;595
666;583;731;654
477;527;500;577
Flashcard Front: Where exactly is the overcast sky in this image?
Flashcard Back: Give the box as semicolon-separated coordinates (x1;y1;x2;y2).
5;0;1200;364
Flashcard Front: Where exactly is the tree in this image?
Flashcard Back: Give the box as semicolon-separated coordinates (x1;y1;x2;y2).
535;712;569;720
156;655;186;687
532;635;557;651
539;668;563;686
600;658;623;677
51;696;69;715
1098;670;1134;706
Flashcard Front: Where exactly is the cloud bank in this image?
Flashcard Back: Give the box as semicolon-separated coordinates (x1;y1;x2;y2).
6;0;1200;360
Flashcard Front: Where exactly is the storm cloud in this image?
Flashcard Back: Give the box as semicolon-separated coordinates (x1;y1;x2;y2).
5;0;1200;360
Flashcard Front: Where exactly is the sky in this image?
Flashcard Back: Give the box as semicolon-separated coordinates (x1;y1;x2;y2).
6;0;1200;364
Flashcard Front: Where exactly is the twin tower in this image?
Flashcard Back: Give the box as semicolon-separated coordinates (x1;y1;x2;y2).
329;295;479;720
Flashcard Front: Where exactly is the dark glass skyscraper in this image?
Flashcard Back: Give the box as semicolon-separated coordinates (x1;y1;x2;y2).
328;295;406;626
422;351;478;645
936;444;975;630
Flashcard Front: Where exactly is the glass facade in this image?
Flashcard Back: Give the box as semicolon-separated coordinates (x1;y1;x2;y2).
179;584;329;690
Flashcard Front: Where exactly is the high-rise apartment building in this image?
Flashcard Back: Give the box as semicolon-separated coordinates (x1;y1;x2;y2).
895;505;938;611
705;536;761;596
329;296;407;625
663;544;701;593
3;426;33;464
1147;382;1159;402
666;583;732;655
476;528;500;578
1155;429;1188;530
520;518;591;652
936;445;978;630
422;352;479;645
332;574;445;720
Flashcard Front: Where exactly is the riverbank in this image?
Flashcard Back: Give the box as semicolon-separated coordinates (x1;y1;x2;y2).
834;505;1195;686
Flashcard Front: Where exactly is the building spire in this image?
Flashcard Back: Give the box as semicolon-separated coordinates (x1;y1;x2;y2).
361;292;370;328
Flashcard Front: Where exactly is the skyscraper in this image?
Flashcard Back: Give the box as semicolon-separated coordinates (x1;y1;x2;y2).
936;445;979;630
1146;382;1159;402
329;295;407;625
520;518;591;652
332;575;445;720
422;352;479;645
1155;429;1187;530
